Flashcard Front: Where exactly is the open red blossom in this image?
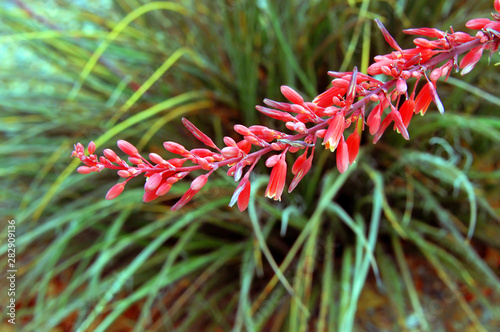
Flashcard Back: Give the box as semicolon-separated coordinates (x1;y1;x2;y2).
323;112;345;152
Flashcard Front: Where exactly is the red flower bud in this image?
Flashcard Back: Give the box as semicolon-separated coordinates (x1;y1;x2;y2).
281;85;304;104
190;174;208;191
106;183;125;200
87;141;96;154
77;166;91;174
144;173;162;192
117;140;139;157
103;149;120;163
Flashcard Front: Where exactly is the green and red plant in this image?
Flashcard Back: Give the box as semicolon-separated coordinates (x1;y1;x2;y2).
72;0;500;211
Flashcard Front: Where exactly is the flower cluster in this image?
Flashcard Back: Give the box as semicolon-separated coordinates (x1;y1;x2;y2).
72;1;500;211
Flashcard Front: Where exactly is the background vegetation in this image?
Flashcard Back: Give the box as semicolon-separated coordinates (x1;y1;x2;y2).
1;0;499;331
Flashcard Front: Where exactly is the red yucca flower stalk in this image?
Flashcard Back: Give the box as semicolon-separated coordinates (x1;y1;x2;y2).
72;1;500;211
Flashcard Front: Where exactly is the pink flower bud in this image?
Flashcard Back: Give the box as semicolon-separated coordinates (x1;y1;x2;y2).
129;157;143;165
103;149;120;163
117;170;131;178
234;124;252;136
117;140;139;157
190;174;208;191
221;147;241;159
396;78;407;94
145;173;162;192
266;155;280;167
149;153;165;164
156;182;172;196
281;85;304;104
106;183;125;200
77;166;91;174
223;136;237;147
163;141;188;156
87;141;96;154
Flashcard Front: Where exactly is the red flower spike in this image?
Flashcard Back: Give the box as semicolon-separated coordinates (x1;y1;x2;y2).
346;131;360;164
281;85;304;104
181;118;219;151
415;83;434;115
375;19;403;52
265;154;287;201
144;173;163;192
117;140;139;157
73;2;500;212
87;141;96;154
336;136;349;174
106;183;126;200
460;46;484;76
77;166;91;174
289;154;313;193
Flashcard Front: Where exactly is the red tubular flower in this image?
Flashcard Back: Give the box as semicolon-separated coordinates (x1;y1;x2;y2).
281;85;304;104
336;136;349;174
265;154;287;201
117;140;139;157
229;175;252;211
289;151;313;193
106;183;126;200
346;131;360;164
323;112;345;152
414;82;434;115
182;117;219;151
399;97;415;128
460;46;484;75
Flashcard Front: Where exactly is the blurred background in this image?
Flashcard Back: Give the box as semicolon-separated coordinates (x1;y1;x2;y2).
1;0;499;331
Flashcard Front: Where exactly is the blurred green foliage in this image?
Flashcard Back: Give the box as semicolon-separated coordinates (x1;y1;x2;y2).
1;0;499;331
